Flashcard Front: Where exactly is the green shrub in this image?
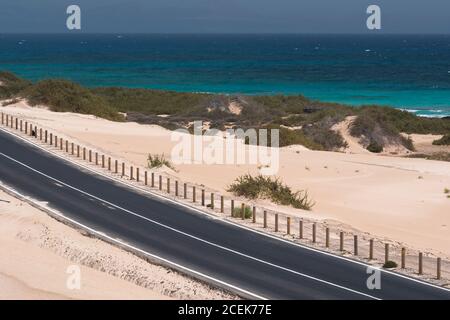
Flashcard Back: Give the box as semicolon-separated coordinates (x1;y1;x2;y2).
21;79;124;121
0;71;31;99
261;125;323;150
147;153;175;170
366;141;383;153
444;188;449;194
383;260;398;269
350;107;415;151
406;152;450;162
432;134;450;146
227;174;314;210
232;205;253;219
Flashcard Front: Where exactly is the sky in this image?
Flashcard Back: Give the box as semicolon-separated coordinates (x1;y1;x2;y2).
0;0;449;34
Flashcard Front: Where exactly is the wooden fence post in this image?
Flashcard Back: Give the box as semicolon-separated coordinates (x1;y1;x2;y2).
220;196;224;213
252;206;256;223
108;157;111;171
89;150;92;162
130;166;134;180
287;217;291;235
340;232;344;252
144;171;148;185
401;248;406;269
115;160;118;173
369;239;374;260
151;172;155;187
385;243;390;263
210;193;214;209
312;223;316;243
275;214;279;232
325;227;329;248
136;168;140;182
184;183;187;199
122;162;125;177
231;199;234;215
241;203;245;220
437;258;441;280
159;175;162;190
418;252;423;275
354;235;358;256
193;186;196;202
175;181;179;197
167;178;170;193
201;189;205;206
102;155;105;168
263;211;267;228
299;220;303;239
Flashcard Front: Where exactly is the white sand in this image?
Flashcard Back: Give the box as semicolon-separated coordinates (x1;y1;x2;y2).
0;189;237;300
2;102;450;258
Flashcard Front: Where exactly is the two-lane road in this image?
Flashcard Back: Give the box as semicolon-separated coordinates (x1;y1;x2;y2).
0;128;449;299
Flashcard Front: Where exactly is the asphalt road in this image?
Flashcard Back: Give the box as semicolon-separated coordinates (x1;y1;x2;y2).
0;128;449;300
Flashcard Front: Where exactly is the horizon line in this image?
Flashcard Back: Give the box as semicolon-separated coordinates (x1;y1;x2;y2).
1;32;450;36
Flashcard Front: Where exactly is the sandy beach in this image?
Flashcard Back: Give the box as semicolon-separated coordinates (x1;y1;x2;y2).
0;188;236;300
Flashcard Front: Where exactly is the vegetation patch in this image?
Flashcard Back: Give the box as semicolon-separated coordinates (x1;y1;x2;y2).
383;260;398;269
21;79;124;121
232;205;253;219
350;107;415;151
147;153;176;171
2;71;449;154
227;174;314;210
406;152;450;162
432;134;450;146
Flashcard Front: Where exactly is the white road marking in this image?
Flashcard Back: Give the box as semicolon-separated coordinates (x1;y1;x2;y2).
2;125;449;295
0;151;379;300
0;182;266;300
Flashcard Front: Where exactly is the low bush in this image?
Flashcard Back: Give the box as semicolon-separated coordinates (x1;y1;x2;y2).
383;260;398;269
0;71;31;99
350;107;415;151
232;205;253;219
432;134;450;146
366;141;383;153
227;174;314;210
406;152;450;162
21;79;124;121
147;153;176;170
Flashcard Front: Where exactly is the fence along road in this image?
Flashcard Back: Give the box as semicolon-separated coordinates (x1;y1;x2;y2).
0;128;449;299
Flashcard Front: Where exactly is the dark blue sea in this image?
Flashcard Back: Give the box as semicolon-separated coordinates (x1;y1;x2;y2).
1;34;450;117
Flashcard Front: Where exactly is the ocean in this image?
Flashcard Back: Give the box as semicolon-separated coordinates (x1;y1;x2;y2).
1;33;450;117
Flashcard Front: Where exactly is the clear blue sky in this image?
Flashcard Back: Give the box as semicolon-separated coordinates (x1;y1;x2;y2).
1;0;449;33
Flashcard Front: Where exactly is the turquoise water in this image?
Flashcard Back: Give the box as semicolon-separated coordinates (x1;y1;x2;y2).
1;34;450;117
